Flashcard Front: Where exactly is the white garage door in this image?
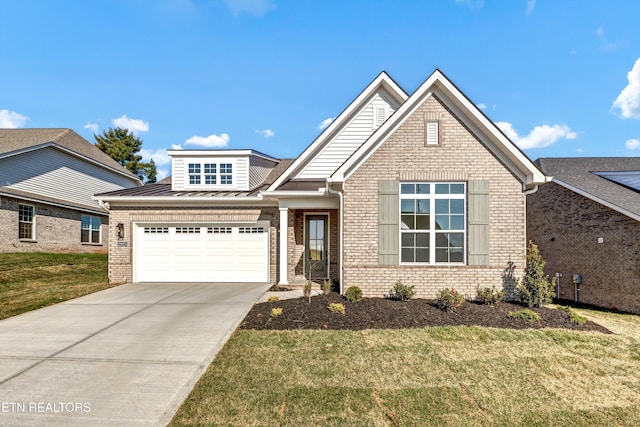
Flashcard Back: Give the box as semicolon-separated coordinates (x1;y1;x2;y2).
135;223;269;283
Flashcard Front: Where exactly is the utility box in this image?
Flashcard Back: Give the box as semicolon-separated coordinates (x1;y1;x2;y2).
572;274;582;284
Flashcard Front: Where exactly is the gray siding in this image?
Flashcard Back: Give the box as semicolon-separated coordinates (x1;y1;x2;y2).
0;147;138;209
249;156;277;190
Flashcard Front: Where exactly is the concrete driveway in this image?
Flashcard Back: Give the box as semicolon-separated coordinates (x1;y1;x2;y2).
0;282;269;426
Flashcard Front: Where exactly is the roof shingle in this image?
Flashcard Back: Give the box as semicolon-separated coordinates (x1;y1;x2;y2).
537;157;640;218
0;128;139;180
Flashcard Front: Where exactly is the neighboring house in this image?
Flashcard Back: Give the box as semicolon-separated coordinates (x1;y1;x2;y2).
0;128;142;253
527;157;640;314
96;70;545;297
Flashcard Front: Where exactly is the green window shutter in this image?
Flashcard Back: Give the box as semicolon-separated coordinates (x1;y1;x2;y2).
468;180;490;266
378;180;399;265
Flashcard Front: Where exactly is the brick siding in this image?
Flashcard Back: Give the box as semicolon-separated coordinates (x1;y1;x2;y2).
527;182;640;313
342;95;527;299
0;195;107;253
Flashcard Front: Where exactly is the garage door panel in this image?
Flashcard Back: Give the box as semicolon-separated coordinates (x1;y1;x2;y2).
174;241;204;250
136;224;269;283
238;240;267;250
144;240;172;249
205;240;235;250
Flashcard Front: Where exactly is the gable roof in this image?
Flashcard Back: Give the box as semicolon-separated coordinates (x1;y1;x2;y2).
536;157;640;221
331;69;546;188
267;71;409;191
0;128;142;183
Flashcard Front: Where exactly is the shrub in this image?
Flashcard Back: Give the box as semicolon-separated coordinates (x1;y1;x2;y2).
476;285;506;305
270;307;283;318
303;280;312;303
515;241;556;308
436;288;465;312
507;309;541;322
267;295;280;302
561;306;587;325
388;280;416;301
344;286;363;302
327;303;346;315
322;280;332;295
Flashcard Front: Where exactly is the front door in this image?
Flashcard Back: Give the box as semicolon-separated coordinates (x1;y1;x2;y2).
305;215;328;279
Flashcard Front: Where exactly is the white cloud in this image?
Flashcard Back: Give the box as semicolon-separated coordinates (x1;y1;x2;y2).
140;148;171;166
84;122;99;133
156;169;169;182
171;144;183;150
454;0;484;9
318;117;334;130
525;0;536;15
256;128;275;138
625;138;640;150
225;0;275;16
595;26;626;52
613;58;640;119
0;109;29;128
112;115;149;134
495;121;577;149
477;103;487;110
185;133;230;148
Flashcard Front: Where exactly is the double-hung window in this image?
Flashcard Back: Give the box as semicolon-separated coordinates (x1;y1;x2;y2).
204;163;216;184
18;204;34;239
220;163;233;184
400;182;465;264
81;214;101;243
188;163;201;184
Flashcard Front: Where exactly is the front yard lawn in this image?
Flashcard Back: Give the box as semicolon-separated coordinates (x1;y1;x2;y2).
0;252;113;320
171;303;640;426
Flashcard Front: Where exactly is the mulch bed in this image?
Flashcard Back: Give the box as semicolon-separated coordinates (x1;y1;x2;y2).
240;293;611;333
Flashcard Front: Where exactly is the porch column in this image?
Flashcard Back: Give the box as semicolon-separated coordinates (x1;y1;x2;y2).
279;207;288;284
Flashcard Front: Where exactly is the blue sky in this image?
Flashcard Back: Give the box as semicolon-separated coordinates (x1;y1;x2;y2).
2;0;640;181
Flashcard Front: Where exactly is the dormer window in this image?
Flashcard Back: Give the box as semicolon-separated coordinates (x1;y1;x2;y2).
220;163;233;185
185;161;234;187
204;163;217;184
169;149;278;192
188;163;201;184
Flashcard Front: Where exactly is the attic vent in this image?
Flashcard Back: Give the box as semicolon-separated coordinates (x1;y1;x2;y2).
426;121;439;145
374;107;387;128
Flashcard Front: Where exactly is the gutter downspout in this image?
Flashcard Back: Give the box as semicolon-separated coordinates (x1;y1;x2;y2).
522;184;539;265
326;180;344;295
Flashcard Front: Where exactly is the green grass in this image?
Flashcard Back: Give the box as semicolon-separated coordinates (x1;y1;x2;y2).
0;252;113;319
172;309;640;426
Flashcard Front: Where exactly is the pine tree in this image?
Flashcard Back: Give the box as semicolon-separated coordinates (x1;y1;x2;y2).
515;241;556;308
95;127;156;183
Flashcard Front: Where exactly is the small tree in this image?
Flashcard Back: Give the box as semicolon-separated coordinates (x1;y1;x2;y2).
515;241;555;308
95;127;157;183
